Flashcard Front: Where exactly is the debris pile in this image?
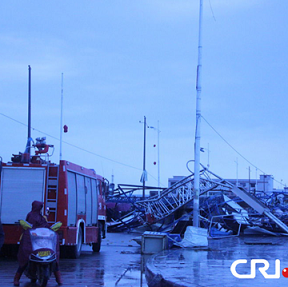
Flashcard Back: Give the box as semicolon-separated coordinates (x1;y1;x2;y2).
106;167;288;238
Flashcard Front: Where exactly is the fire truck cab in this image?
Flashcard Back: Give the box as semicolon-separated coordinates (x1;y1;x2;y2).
0;141;107;258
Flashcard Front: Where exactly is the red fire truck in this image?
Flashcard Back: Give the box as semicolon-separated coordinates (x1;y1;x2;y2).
0;138;107;258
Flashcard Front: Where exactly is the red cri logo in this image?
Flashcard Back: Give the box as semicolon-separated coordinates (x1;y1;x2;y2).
282;268;288;278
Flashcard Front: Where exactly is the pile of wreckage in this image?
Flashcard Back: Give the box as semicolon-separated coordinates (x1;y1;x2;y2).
106;166;288;241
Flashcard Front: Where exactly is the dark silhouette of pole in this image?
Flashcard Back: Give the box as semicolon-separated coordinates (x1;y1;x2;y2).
27;65;31;156
142;116;146;198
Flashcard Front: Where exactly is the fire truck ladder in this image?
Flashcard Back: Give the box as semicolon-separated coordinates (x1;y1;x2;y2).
45;164;59;224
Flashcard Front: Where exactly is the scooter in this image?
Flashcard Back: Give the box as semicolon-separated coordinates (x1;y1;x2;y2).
20;220;62;287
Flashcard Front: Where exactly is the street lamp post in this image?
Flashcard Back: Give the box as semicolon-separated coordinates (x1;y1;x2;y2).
140;116;147;198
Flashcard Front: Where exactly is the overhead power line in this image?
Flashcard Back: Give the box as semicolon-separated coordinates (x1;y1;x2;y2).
0;112;141;171
201;115;285;187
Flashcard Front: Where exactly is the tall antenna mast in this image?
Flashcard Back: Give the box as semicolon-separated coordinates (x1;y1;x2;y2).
60;73;64;161
24;65;32;158
193;0;204;227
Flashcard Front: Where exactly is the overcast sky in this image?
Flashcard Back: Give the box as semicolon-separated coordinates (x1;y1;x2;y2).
1;0;288;189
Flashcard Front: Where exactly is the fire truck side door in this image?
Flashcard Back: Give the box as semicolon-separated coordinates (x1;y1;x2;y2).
85;177;92;225
0;167;45;224
67;171;77;225
91;179;98;225
76;174;86;215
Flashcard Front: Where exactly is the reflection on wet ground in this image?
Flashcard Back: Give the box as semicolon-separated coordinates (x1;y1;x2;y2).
146;235;288;287
3;233;288;287
0;232;148;287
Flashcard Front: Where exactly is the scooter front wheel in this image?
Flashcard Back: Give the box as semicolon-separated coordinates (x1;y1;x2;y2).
40;278;48;287
39;265;49;287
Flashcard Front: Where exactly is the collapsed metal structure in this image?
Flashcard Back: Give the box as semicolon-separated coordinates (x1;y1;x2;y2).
107;167;288;236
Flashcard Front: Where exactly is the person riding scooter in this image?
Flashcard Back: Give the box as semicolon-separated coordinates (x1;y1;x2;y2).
14;201;63;286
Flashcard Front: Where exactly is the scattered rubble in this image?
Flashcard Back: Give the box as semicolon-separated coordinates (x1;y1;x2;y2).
106;167;288;247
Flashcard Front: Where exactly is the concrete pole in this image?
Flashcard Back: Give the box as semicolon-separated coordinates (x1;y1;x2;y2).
193;0;203;227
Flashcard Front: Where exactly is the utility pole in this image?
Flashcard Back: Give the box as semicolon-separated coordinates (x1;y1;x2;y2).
193;0;203;228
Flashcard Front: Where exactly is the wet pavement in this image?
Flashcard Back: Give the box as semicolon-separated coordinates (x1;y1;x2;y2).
0;232;148;287
2;233;288;287
145;235;288;287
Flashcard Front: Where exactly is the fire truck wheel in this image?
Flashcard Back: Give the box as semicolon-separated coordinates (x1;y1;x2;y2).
92;223;102;252
70;227;83;259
